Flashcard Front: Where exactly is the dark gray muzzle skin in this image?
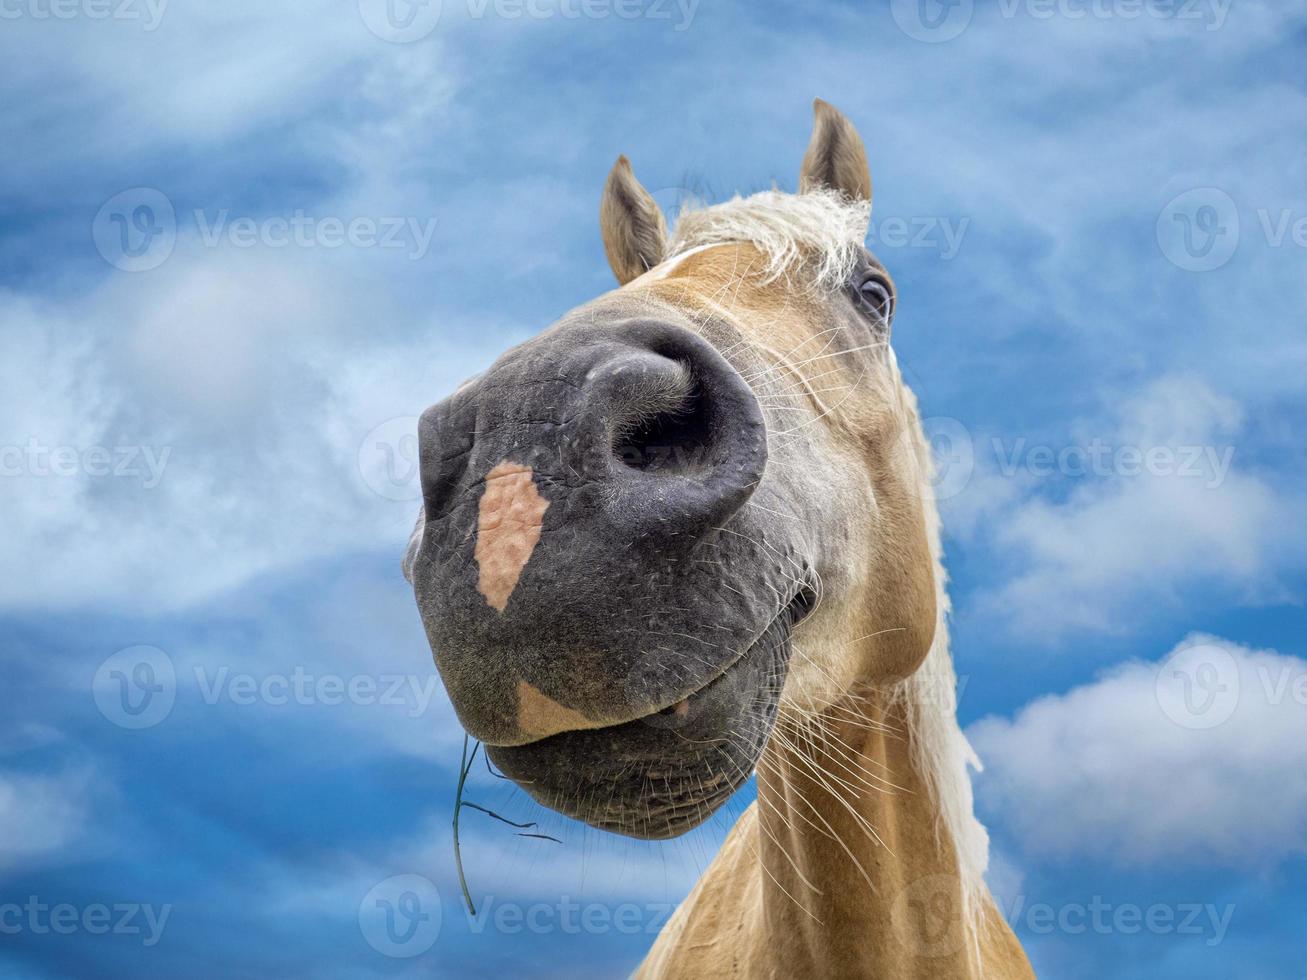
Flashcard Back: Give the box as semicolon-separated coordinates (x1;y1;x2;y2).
491;608;797;840
410;300;811;837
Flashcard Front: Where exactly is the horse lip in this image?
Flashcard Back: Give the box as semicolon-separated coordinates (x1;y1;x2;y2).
626;581;818;726
481;580;817;750
638;644;751;721
491;634;754;749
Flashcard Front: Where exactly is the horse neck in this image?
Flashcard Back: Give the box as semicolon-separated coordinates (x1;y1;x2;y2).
753;689;984;978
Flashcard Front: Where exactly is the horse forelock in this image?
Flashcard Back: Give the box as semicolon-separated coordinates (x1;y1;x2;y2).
660;187;872;291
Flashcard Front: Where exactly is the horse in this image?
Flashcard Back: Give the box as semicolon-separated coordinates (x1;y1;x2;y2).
405;99;1035;978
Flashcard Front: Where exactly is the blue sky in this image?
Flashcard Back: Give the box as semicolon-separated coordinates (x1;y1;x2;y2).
2;1;1306;976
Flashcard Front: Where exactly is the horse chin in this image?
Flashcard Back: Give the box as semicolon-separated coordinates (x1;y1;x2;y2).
486;596;806;840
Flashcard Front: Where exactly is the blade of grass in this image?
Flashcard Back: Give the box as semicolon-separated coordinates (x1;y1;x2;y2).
453;734;478;915
453;734;562;918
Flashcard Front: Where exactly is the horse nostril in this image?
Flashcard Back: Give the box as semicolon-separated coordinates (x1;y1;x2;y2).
612;372;714;474
592;321;767;541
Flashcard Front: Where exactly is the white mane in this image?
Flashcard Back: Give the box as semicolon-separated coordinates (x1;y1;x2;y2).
665;188;871;291
890;359;991;955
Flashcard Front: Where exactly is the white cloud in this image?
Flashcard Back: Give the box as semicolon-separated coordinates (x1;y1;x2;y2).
0;766;92;871
0;246;523;612
0;4;457;177
969;633;1307;869
942;376;1295;634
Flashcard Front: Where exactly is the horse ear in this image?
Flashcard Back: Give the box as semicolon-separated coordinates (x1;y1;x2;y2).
799;99;872;204
600;155;668;285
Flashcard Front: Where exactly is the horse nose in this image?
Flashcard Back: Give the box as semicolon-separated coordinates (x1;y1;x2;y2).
420;320;768;549
412;319;770;745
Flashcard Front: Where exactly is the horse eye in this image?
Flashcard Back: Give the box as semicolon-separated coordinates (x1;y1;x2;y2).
857;276;893;322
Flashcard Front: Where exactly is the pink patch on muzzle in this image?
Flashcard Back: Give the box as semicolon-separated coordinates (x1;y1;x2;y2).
474;461;550;613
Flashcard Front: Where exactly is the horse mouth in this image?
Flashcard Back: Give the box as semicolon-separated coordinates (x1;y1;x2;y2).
643;584;817;723
486;585;817;840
